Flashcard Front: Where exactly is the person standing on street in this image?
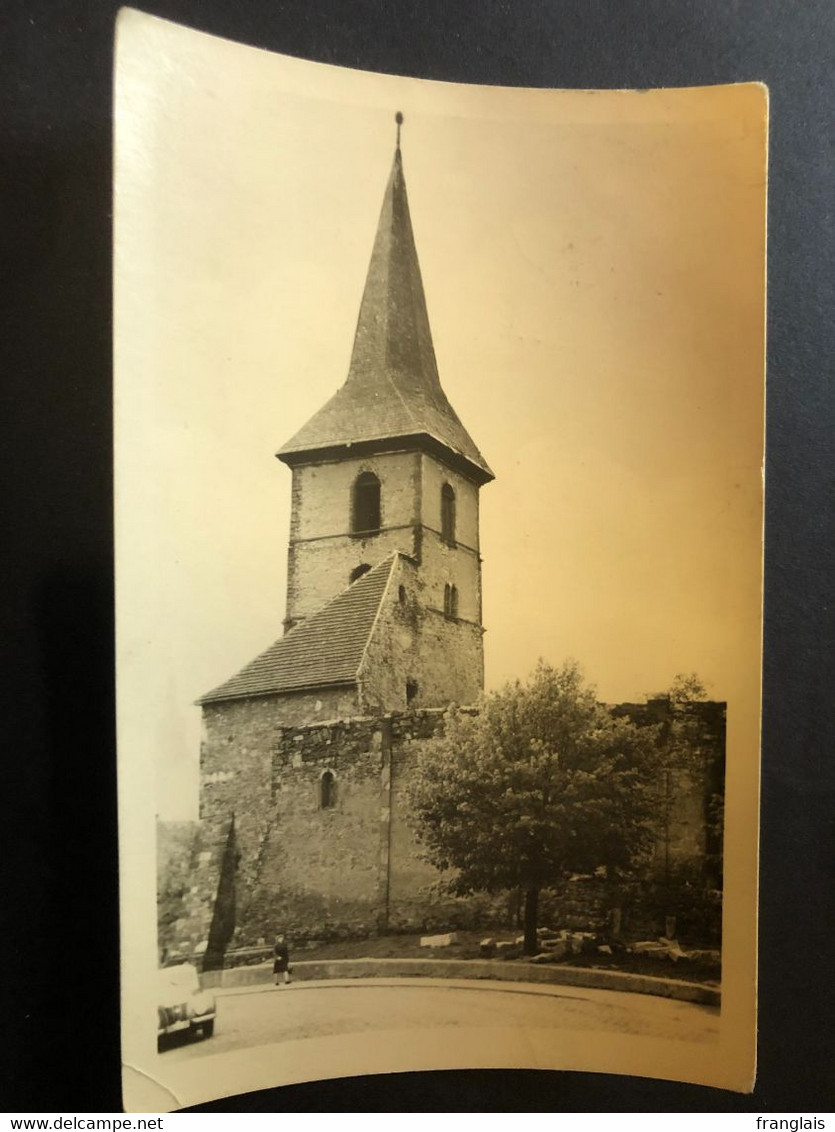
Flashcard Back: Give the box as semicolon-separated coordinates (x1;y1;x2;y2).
273;933;291;987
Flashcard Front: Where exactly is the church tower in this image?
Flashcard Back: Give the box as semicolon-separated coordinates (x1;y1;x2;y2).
200;115;492;718
275;115;493;708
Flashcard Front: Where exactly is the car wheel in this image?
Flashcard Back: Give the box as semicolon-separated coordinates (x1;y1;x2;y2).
201;1020;214;1039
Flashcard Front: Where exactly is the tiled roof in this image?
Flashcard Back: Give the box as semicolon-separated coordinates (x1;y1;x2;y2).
277;145;493;485
198;556;396;704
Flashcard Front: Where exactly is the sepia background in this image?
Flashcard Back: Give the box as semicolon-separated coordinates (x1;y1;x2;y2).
115;11;765;1104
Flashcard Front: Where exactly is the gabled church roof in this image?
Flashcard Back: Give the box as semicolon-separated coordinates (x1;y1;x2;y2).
277;123;493;485
198;556;396;705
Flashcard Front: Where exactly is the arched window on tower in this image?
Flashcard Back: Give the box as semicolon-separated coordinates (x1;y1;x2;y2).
443;583;458;619
320;769;337;810
441;483;456;544
352;472;381;535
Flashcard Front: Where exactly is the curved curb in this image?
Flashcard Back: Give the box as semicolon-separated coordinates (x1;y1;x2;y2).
203;956;720;1007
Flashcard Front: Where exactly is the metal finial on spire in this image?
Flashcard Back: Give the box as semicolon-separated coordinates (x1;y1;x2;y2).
395;111;403;148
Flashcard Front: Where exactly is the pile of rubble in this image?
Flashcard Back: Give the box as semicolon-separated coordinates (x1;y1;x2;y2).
475;928;588;962
417;929;719;967
473;930;719;966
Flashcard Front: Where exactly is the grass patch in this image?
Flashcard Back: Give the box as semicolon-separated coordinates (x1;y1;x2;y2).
291;931;720;985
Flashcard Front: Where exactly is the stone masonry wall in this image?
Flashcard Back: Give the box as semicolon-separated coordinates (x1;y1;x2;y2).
284;450;486;644
215;707;504;943
242;715;386;941
419;454;483;628
285;451;420;625
420;454;479;552
198;687;359;939
360;555;485;712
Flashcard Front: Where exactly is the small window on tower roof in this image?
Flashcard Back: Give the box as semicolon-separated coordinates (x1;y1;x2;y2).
352;472;381;536
441;483;456;544
350;563;371;583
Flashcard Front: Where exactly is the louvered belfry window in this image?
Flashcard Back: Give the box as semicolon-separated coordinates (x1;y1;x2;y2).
352;472;381;534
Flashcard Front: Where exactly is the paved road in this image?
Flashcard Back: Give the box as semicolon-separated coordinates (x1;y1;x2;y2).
163;977;718;1062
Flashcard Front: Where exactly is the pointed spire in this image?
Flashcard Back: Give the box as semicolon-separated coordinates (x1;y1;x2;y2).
345;114;444;396
278;116;493;484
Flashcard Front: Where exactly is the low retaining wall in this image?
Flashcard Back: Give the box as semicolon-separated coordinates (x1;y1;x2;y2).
200;956;720;1007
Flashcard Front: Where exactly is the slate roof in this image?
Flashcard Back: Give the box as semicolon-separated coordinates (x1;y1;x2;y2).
198;556;396;704
277;142;493;485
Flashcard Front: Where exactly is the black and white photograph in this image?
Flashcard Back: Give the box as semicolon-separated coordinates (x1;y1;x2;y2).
114;11;766;1110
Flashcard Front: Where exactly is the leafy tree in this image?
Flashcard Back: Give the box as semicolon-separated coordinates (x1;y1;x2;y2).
407;661;660;954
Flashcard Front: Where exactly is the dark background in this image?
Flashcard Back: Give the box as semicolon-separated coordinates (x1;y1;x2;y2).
3;0;834;1113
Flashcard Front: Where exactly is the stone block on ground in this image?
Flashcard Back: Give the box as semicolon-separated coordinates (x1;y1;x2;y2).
631;941;668;956
495;941;522;959
687;949;721;963
479;938;495;957
530;952;557;964
657;937;689;961
541;939;568;960
420;932;459;948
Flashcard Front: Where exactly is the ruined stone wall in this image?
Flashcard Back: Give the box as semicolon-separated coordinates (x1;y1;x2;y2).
156;817;231;958
285;451;420;625
157;820;200;954
611;699;726;884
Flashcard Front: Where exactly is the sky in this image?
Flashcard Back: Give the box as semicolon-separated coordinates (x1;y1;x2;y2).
115;16;766;821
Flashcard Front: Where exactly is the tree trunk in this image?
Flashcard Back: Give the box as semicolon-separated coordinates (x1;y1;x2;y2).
523;886;539;955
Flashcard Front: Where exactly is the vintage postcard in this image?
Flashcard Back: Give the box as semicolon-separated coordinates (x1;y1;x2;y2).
115;10;766;1110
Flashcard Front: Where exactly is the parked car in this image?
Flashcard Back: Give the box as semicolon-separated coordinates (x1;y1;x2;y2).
157;963;216;1043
